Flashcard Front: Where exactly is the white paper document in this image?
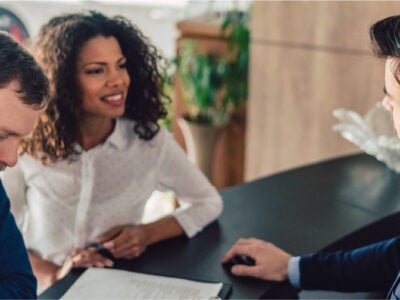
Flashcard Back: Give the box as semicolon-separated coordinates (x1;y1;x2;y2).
61;268;223;299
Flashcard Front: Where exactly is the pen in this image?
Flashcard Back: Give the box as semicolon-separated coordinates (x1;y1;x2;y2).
86;242;115;261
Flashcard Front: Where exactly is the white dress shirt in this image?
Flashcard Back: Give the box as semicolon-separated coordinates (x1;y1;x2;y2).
1;118;223;266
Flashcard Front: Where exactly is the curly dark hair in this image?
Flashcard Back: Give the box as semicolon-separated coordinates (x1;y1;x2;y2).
20;10;168;163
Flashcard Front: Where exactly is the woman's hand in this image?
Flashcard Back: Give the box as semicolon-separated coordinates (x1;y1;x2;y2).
96;225;149;259
57;248;114;280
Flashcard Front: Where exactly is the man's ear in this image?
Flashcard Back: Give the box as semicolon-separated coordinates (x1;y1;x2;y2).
382;98;394;112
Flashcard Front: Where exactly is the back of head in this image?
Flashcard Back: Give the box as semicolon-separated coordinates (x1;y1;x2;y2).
370;15;400;82
0;31;48;108
370;15;400;58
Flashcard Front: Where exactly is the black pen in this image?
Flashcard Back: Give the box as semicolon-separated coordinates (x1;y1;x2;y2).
86;242;115;261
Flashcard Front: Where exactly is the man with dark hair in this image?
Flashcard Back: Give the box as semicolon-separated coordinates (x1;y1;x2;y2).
0;31;48;298
223;15;400;299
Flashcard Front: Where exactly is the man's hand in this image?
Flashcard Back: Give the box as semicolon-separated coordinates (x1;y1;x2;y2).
222;238;292;281
96;224;149;259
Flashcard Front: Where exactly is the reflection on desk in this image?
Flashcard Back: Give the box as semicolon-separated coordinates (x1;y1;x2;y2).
40;153;400;299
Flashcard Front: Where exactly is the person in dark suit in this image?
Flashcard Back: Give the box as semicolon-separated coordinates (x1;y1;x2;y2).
0;31;49;298
223;15;400;299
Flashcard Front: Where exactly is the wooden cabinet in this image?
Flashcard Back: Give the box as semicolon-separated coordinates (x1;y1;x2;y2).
173;19;245;189
245;2;400;180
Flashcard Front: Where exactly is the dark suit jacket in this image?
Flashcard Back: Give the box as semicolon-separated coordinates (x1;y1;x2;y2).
0;180;36;298
299;236;400;296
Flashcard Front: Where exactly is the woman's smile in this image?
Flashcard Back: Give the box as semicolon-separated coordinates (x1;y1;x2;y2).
100;92;125;107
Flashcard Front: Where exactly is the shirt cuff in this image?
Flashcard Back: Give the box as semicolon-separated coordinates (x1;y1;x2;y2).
288;256;301;288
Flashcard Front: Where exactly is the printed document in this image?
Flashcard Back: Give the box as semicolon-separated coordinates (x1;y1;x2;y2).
61;268;223;299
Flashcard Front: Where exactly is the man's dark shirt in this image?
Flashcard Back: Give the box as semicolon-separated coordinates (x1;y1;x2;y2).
0;180;36;298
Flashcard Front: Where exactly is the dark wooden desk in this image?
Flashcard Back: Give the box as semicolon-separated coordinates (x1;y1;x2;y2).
39;153;400;299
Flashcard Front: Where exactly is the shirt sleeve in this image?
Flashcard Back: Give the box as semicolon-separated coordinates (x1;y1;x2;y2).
155;129;223;237
0;160;27;228
288;256;301;288
0;180;36;298
299;236;400;293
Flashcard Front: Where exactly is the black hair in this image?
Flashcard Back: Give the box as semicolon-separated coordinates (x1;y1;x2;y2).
22;11;168;162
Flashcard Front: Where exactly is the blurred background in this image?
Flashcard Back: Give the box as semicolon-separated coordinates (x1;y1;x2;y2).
1;0;399;193
0;0;250;58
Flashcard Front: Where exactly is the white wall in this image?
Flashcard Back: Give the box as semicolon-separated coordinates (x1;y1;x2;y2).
0;0;251;58
0;0;185;58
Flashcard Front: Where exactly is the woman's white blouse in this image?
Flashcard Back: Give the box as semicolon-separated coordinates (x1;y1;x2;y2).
1;118;223;266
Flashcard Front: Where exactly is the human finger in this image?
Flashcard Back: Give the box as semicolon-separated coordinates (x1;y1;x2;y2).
96;226;124;244
230;264;258;277
80;250;114;267
103;231;133;251
222;244;252;263
87;252;114;267
114;244;145;259
110;241;135;258
103;225;146;252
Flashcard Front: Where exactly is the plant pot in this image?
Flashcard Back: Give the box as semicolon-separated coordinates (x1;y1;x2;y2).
178;117;225;180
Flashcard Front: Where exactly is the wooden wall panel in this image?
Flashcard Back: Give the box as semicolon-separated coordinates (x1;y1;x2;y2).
245;1;400;180
245;43;384;180
251;2;400;50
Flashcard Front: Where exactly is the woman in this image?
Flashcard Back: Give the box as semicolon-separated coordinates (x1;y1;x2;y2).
1;11;222;287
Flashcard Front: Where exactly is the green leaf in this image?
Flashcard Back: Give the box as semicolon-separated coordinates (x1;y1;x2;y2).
175;9;250;126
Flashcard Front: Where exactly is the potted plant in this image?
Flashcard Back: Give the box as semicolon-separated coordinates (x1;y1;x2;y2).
176;10;250;179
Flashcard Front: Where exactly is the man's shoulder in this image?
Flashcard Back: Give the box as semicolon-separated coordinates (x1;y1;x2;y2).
0;179;6;199
0;179;9;213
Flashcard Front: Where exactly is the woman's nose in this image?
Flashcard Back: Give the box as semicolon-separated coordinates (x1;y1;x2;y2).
106;70;124;87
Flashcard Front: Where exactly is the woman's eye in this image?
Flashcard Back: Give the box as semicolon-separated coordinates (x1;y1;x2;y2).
118;63;127;70
0;135;8;142
85;68;103;75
